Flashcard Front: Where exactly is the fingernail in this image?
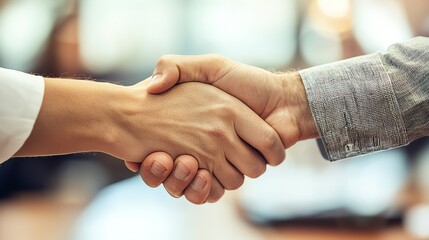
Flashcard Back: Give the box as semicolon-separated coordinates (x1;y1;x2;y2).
151;161;166;176
174;162;190;180
192;175;207;191
150;74;162;85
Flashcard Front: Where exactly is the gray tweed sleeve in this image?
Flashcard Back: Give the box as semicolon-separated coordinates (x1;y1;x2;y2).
299;37;429;161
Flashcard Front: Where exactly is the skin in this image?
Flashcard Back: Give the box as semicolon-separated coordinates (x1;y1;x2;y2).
15;77;285;204
135;54;319;204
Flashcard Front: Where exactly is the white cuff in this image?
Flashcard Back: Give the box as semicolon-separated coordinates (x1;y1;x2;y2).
0;68;45;163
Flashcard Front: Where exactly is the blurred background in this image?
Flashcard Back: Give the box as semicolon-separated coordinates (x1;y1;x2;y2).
0;0;428;239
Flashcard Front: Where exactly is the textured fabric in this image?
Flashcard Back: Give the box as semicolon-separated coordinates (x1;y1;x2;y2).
300;37;429;161
381;37;429;142
0;68;44;163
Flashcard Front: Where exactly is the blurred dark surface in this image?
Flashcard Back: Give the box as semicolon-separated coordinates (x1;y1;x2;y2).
0;153;135;200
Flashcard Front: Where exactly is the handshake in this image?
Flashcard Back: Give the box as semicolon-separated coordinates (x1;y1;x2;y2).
16;54;319;205
123;55;319;204
13;38;421;202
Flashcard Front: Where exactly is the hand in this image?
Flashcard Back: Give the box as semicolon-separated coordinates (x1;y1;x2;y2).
123;80;284;203
16;77;284;204
139;55;318;203
149;54;319;147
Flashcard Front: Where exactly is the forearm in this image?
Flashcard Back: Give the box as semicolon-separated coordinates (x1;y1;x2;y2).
15;78;128;157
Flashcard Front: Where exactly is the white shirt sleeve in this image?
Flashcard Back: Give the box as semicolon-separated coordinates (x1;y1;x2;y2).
0;67;44;163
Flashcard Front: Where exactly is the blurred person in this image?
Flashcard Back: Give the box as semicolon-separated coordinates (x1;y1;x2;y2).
139;37;429;203
0;67;285;204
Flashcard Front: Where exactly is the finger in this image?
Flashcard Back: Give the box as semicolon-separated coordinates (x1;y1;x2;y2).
163;155;199;198
213;159;245;190
234;106;285;166
225;139;266;179
148;54;226;94
183;169;212;205
139;152;174;188
205;176;225;203
124;161;140;172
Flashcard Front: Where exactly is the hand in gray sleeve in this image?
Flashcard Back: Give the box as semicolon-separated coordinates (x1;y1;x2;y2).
299;37;429;161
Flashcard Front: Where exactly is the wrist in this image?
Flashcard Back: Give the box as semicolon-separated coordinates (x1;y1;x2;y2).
89;83;130;154
279;72;319;141
92;83;146;158
99;81;154;161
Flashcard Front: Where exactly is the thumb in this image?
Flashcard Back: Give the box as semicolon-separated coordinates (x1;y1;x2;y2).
147;65;180;94
147;55;222;94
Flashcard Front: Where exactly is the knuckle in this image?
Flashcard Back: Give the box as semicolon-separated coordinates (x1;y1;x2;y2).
208;124;230;142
